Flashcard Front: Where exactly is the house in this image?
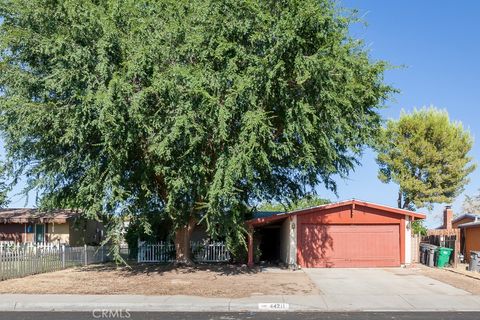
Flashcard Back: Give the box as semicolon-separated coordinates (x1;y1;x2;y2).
427;206;461;266
452;213;480;228
456;214;480;263
0;208;103;245
435;206;480;264
246;199;426;268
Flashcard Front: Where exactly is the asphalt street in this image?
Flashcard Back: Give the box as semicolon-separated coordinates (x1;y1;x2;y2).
1;312;480;320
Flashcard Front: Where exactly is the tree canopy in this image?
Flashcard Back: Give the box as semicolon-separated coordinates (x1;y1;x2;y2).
462;190;480;214
0;0;392;261
376;107;476;210
257;195;330;212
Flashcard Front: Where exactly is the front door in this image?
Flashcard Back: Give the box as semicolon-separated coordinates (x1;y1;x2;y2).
35;224;45;243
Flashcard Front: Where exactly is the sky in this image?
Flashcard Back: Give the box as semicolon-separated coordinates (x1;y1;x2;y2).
315;0;480;227
2;1;480;228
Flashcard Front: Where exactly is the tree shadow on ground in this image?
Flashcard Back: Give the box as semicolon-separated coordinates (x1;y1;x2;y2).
73;262;265;277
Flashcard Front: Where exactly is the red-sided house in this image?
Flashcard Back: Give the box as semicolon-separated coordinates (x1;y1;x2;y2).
0;208;103;245
246;199;426;268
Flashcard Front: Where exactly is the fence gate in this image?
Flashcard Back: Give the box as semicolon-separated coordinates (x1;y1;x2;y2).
137;241;230;263
137;242;175;263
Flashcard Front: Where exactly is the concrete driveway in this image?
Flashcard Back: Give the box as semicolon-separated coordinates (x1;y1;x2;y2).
301;268;480;311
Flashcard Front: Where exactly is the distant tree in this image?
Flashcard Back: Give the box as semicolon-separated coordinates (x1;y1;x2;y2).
376;107;476;210
0;0;393;263
462;191;480;214
257;195;330;212
411;220;427;236
0;163;9;207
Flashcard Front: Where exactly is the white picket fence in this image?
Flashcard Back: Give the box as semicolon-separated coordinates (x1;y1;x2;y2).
0;245;110;281
0;242;61;254
138;241;230;263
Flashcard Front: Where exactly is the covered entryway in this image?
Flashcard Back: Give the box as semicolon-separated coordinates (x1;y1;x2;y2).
300;224;400;267
257;225;282;263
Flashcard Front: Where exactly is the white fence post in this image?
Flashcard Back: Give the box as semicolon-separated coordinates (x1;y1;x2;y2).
61;244;66;269
84;244;87;266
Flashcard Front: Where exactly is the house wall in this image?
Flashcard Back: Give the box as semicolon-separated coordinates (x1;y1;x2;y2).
24;226;34;243
0;223;38;243
46;223;70;243
191;225;209;242
279;216;297;268
69;218;104;246
0;223;24;242
405;216;412;264
279;217;299;267
464;226;480;263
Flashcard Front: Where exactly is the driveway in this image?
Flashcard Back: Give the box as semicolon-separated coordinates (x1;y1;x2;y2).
301;268;480;311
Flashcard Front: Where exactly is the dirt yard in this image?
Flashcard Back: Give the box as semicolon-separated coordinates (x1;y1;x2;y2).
417;264;480;295
0;263;318;298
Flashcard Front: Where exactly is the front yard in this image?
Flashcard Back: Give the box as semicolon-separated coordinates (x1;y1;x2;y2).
417;264;480;295
0;263;318;298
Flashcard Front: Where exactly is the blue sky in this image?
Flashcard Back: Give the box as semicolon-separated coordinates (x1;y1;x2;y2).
316;0;480;226
3;1;480;227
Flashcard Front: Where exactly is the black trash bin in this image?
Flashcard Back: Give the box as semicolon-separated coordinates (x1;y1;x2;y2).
419;243;428;265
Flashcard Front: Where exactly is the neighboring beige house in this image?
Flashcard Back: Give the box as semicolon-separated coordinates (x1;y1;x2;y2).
0;208;103;245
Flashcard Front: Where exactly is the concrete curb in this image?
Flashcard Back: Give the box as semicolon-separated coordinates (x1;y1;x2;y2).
444;267;480;281
1;294;480;312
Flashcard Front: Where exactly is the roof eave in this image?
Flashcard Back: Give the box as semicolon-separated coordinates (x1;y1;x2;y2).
246;199;426;227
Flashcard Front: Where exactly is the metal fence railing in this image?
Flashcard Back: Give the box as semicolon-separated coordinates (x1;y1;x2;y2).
137;242;175;263
0;245;110;281
137;241;230;263
191;241;230;262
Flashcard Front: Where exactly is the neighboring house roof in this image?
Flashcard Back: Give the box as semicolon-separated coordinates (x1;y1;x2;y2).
434;213;480;229
458;216;480;229
253;211;284;219
247;199;426;227
452;213;480;224
0;208;80;224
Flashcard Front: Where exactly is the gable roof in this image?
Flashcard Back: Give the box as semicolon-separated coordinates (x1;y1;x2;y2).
0;208;81;224
452;213;480;224
458;220;480;228
246;199;426;227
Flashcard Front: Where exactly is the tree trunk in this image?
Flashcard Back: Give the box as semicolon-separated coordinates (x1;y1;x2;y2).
397;191;402;209
174;216;196;265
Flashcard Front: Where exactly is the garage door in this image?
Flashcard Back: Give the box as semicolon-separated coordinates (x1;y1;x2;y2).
300;224;400;268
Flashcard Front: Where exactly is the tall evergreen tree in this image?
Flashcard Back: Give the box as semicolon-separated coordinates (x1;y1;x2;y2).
376;107;476;210
0;0;392;262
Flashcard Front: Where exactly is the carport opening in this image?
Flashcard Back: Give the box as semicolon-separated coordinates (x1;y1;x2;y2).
257;222;283;264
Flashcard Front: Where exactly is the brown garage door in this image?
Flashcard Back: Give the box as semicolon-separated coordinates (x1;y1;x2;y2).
300;224;400;268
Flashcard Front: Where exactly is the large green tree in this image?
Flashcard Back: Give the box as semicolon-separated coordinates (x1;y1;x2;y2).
376;107;476;210
257;195;330;212
0;0;392;262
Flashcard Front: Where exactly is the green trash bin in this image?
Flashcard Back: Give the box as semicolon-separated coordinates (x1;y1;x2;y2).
436;247;453;268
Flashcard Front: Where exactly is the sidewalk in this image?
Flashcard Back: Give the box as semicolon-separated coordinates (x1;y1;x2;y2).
1;293;480;312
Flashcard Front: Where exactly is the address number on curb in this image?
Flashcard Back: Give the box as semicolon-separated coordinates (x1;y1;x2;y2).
258;303;290;311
